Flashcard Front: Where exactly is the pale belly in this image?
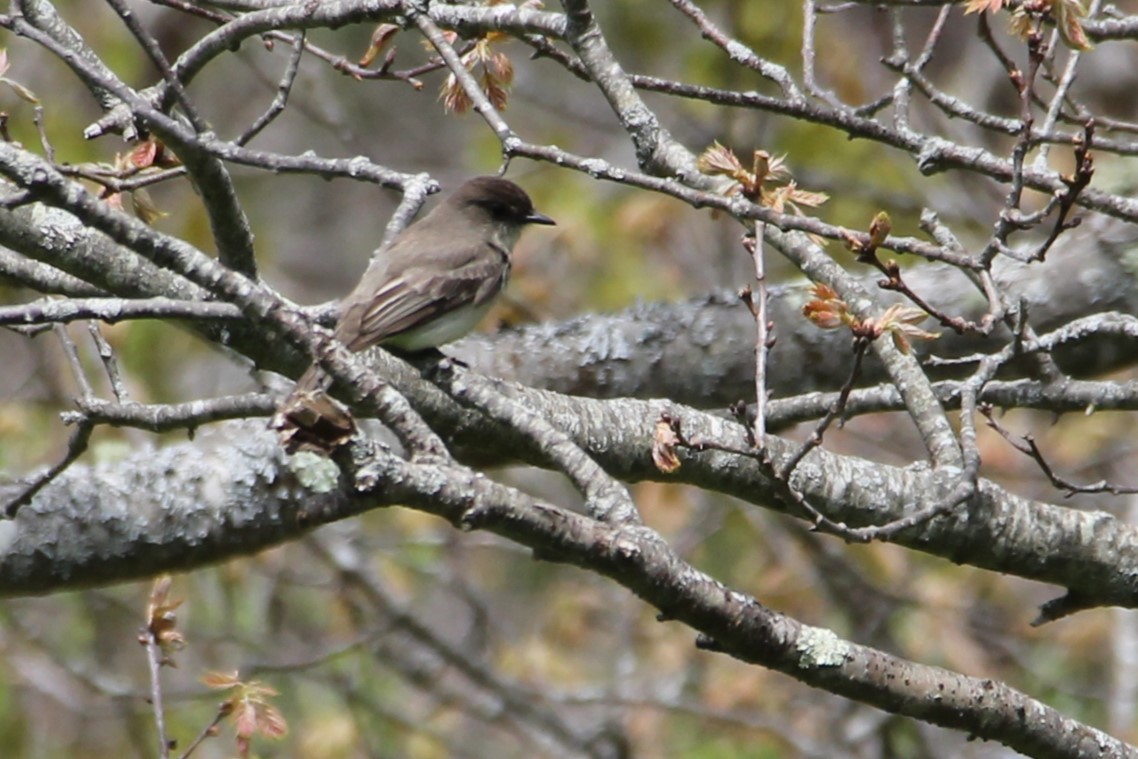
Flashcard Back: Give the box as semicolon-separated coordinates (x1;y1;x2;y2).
381;299;495;352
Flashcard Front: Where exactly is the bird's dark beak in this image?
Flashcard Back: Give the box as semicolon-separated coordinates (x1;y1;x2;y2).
526;210;556;226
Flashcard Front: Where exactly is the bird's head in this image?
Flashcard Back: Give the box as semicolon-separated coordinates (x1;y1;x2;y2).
448;176;556;249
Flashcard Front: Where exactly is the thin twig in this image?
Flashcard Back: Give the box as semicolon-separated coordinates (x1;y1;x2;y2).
668;0;802;100
55;323;94;397
802;0;843;107
3;419;93;519
177;706;228;759
86;322;128;402
236;31;305;147
1024;120;1095;262
1032;10;1091;167
0;296;242;327
142;627;172;759
981;405;1138;497
70;394;277;433
104;0;208;133
779;337;869;480
740;232;771;445
32;104;53;162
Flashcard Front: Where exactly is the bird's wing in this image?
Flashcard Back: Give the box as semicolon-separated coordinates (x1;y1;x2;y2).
338;248;507;352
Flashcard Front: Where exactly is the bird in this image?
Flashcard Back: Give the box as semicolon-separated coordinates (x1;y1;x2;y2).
275;176;555;452
332;175;555;357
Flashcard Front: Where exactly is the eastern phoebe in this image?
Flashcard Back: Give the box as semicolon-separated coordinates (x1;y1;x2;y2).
276;176;554;449
333;176;555;357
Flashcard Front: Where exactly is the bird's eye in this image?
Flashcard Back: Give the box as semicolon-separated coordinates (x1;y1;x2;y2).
485;202;514;219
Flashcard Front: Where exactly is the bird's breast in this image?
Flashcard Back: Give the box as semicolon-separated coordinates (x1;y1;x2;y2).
381;299;497;352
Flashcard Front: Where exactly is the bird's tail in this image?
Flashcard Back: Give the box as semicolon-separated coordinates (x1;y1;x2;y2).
271;365;356;455
291;364;327;396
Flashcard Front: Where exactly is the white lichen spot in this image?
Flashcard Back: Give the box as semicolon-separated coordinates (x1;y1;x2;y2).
725;41;751;63
289;451;340;493
613;536;640;559
347;156;370;177
580;158;607;178
200;472;228;510
796;625;848;669
32;204;83;246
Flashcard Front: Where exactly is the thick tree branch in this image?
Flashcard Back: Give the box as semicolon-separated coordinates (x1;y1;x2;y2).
6;379;1138;613
0;424;1130;757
